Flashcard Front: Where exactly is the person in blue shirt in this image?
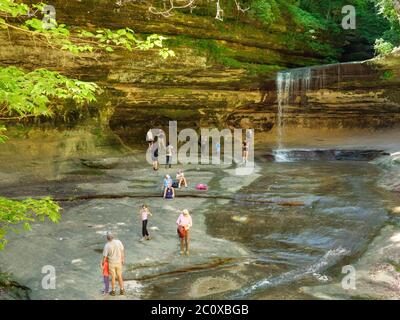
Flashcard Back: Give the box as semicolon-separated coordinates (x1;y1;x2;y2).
162;175;172;191
215;142;221;155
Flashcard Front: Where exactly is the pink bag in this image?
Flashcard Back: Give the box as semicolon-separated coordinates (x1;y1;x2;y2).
196;183;208;190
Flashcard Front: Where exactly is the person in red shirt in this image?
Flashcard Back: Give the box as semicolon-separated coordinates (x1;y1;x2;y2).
101;257;110;295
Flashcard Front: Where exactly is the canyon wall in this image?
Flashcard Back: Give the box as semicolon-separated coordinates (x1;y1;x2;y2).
1;0;400;148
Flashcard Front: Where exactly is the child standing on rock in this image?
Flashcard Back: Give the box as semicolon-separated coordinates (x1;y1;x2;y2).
140;204;152;241
101;257;110;295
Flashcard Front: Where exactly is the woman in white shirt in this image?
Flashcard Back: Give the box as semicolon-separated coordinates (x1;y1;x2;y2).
176;209;192;255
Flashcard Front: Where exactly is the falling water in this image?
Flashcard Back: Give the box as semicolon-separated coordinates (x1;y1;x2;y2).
276;67;312;151
275;62;369;157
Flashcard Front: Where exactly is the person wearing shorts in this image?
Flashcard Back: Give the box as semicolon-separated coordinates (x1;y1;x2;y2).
102;231;125;296
176;209;192;256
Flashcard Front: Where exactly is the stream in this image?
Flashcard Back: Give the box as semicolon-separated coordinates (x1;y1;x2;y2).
0;133;398;299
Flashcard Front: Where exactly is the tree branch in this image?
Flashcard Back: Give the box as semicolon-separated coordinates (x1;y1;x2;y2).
149;0;196;18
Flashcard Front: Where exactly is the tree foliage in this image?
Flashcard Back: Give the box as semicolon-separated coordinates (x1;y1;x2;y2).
0;1;174;250
0;0;175;58
0;125;7;143
374;37;395;55
250;0;280;26
0;66;99;120
0;197;61;250
371;0;400;49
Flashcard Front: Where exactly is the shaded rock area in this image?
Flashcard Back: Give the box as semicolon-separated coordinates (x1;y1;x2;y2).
268;149;388;162
80;158;125;169
0;273;30;300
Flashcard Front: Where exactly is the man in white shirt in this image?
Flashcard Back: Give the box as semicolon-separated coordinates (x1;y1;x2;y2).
146;129;154;148
165;142;174;169
102;231;125;296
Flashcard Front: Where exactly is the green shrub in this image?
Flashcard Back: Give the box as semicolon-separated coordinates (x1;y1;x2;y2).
250;0;280;26
287;4;326;30
374;38;394;56
382;70;394;79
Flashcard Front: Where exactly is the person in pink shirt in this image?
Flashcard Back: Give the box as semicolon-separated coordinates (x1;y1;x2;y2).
139;204;152;241
176;209;192;256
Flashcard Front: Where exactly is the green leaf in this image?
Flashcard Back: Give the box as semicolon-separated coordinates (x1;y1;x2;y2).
0;196;62;250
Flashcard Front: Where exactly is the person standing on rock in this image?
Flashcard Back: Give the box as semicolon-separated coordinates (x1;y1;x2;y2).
100;254;110;295
139;204;152;241
158;129;166;150
165;142;174;169
146;129;154;148
242;140;249;164
176;209;192;256
151;136;159;171
102;231;125;296
215;142;221;158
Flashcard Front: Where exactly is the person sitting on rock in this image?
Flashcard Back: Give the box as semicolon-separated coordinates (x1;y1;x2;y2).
163;184;175;200
162;174;172;191
176;169;187;188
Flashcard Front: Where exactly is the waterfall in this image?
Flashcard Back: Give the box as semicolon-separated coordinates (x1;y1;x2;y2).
273;61;372;162
276;67;312;150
